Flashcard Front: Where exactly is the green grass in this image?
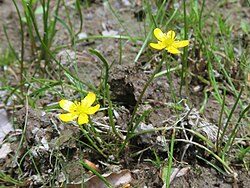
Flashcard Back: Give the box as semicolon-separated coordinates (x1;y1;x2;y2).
0;50;16;66
0;0;249;187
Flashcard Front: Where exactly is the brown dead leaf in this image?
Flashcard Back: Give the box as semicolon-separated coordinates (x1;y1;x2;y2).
85;169;131;188
161;167;191;188
67;169;132;188
82;159;102;173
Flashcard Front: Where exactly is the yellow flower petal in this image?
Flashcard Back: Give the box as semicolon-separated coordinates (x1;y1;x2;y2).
58;92;100;125
173;40;189;48
81;93;96;108
150;42;166;50
86;104;100;115
166;30;176;39
59;100;76;112
153;28;167;41
59;113;78;122
166;46;181;54
150;28;189;54
78;113;89;125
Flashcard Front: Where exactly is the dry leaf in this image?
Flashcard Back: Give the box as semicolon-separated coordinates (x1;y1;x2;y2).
67;169;132;188
82;159;102;173
161;167;190;188
85;169;131;188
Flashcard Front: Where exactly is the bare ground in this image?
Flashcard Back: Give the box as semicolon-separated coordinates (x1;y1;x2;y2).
0;0;249;187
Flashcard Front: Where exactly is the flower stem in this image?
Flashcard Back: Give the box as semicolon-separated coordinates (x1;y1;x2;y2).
166;128;175;188
79;125;107;158
180;0;189;97
119;52;166;154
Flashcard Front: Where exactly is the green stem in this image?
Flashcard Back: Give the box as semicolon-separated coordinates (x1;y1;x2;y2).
217;88;226;154
221;87;244;161
106;86;124;140
226;103;250;160
48;0;61;49
165;57;177;103
27;4;97;91
199;0;205;32
75;0;83;36
79;125;107;158
180;0;189;97
119;52;166;154
41;0;50;62
166;128;175;188
80;161;112;188
176;139;234;175
134;0;167;63
12;0;24;97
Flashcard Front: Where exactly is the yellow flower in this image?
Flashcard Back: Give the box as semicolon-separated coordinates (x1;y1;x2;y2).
59;92;100;125
150;28;189;54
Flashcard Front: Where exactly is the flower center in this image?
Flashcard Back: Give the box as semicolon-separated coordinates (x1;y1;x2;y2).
74;101;89;115
69;101;82;115
163;38;174;48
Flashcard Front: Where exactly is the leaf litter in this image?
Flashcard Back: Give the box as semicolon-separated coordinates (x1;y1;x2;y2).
0;0;249;187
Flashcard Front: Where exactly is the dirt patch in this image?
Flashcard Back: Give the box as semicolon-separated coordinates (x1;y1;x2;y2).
0;0;249;187
0;1;21;53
